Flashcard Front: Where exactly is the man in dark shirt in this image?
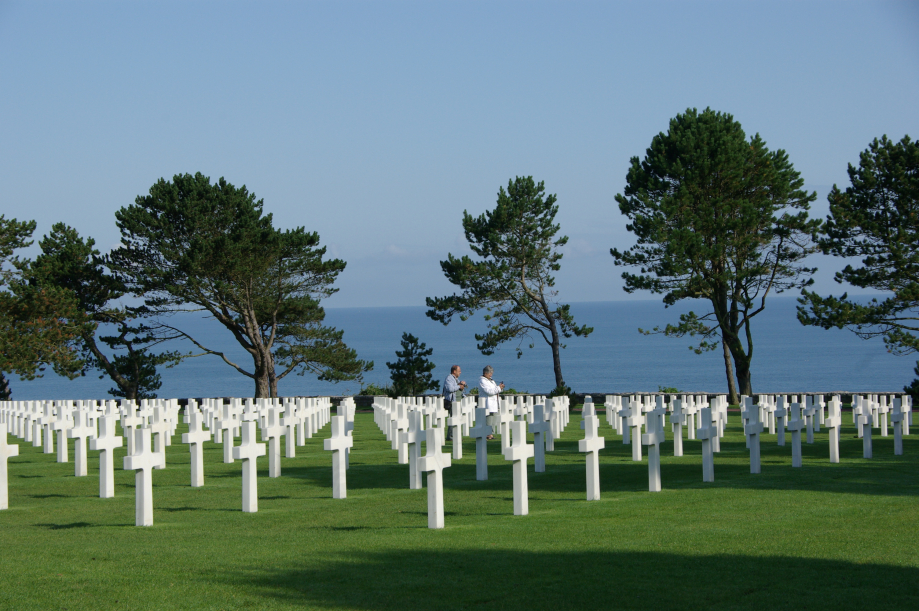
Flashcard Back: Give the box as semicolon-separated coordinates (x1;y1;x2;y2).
442;365;466;441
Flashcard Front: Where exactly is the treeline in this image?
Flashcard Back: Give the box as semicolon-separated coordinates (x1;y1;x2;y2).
1;108;916;401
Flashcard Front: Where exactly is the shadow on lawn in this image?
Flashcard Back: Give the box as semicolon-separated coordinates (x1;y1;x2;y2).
220;549;919;611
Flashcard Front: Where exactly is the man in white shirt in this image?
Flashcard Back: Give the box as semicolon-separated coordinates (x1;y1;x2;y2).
479;365;504;441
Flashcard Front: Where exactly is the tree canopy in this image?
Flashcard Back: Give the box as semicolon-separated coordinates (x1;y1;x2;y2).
611;108;820;397
386;332;438;397
109;172;371;398
27;223;182;399
0;216;88;383
426;176;592;393
798;135;918;355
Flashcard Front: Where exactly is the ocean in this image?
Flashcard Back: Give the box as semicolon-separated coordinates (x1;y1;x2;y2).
9;297;916;400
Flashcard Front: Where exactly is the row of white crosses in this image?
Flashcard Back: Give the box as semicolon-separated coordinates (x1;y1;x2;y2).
0;396;341;525
368;393;571;526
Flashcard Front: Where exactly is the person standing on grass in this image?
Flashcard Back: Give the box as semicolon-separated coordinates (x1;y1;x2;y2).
443;364;466;441
479;365;504;441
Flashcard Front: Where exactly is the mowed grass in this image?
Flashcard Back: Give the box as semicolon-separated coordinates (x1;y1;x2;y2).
1;408;917;611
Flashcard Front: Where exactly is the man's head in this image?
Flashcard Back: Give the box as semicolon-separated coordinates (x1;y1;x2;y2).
451;365;461;377
482;365;494;378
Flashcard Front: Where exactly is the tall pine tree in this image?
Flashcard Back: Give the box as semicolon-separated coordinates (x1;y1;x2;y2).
386;332;438;398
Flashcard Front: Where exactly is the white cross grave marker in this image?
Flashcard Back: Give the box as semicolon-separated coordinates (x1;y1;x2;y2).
0;429;19;510
860;410;873;459
775;397;788;447
743;398;764;474
697;407;717;483
68;410;95;477
825;396;842;463
502;420;534;516
233;421;266;512
627;398;644;462
323;415;353;499
89;414;123;498
401;410;426;490
787;402;805;468
123;427;165;526
579;414;605;499
470;407;492;481
641;416;665;492
891;398;904;456
418;427;452;529
529;403;551;473
262;407;284;478
182;410;210;487
51;405;73;463
670;398;685;457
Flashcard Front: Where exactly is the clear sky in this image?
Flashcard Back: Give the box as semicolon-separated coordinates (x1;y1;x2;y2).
2;0;917;308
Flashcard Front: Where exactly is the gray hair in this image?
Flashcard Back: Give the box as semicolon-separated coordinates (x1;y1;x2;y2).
482;365;494;376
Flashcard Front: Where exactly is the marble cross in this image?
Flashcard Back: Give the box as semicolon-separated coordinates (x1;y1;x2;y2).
51;405;73;463
641;416;664;492
41;403;55;455
891;398;904;456
121;405;143;456
470;407;492;481
68;410;95;477
743;401;764;474
825;396;842;463
803;398;816;444
282;404;298;459
323;415;353;499
89;414;123;498
878;396;890;437
233;421;266;512
0;429;19;510
579;414;605;499
548;398;565;452
529;403;551;473
261;407;284;478
417;427;452;529
448;407;463;460
627;398;644;462
860;411;874;459
696;407;717;483
123;427;165;526
669;399;685;457
150;406;170;469
775;397;788;447
787;402;805;468
618;399;631;445
400;410;425;490
215;405;237;464
502;420;534;516
182;410;210;487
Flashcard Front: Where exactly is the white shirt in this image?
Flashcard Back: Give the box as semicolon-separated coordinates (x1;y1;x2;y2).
479;376;502;414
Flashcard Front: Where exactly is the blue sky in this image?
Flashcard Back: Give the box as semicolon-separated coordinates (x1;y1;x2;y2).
2;0;917;307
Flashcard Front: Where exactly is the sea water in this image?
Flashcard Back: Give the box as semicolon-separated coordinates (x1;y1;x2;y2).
10;297;916;400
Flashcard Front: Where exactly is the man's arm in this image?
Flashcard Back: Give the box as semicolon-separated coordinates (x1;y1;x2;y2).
444;375;460;394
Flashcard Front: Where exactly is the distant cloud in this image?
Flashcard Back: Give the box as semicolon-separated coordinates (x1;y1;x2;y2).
383;244;410;257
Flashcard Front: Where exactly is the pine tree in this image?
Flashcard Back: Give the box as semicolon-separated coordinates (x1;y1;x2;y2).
426;176;592;394
386;332;438;398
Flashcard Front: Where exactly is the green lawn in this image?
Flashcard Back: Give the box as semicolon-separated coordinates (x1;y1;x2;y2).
1;409;917;610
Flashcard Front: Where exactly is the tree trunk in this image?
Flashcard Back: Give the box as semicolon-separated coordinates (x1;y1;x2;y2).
722;339;739;404
82;331;135;399
549;318;565;390
734;357;752;396
253;346;278;399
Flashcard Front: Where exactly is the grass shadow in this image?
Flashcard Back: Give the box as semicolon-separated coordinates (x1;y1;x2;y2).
216;548;919;611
